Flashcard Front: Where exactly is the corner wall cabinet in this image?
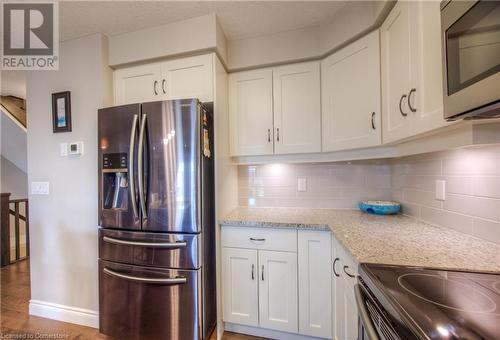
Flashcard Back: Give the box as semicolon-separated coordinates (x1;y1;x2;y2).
229;62;321;156
221;226;332;338
321;30;382;152
381;1;447;144
114;54;213;105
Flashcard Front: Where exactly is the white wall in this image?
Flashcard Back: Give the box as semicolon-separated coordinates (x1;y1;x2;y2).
1;70;26;98
109;14;222;67
26;33;112;327
1;110;27;172
1;156;27;199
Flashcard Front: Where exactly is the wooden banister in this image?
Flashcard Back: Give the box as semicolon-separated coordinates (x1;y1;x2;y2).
1;193;30;266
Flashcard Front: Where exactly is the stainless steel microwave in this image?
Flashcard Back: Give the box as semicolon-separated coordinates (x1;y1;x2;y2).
441;0;500;120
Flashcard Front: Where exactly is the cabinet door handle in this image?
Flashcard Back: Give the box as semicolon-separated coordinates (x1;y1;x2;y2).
153;81;158;95
408;88;417;112
261;265;264;281
343;265;355;278
276;128;280;142
251;264;255;280
249;237;266;242
267;129;271;143
333;258;340;277
371;112;376;130
399;94;408;117
162;79;166;94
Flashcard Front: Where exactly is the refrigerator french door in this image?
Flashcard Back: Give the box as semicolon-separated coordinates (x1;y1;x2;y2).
97;99;215;340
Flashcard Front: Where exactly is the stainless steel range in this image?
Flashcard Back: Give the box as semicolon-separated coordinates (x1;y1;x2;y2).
356;264;500;340
97;99;215;340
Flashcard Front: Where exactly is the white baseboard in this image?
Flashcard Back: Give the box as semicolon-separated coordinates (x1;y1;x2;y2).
29;300;99;329
224;323;328;340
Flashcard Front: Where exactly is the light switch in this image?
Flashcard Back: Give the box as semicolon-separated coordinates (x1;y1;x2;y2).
298;178;307;192
60;143;68;156
436;180;446;201
31;182;50;195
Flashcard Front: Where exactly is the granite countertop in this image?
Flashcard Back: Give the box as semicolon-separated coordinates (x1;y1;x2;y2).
221;207;500;273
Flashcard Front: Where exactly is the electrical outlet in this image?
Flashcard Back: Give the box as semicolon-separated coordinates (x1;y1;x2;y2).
436;180;446;201
31;182;50;195
298;178;307;192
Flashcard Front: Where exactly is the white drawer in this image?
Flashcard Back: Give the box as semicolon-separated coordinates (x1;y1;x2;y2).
221;226;297;252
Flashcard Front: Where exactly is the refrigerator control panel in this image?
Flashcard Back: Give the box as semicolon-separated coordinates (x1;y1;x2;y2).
102;153;127;170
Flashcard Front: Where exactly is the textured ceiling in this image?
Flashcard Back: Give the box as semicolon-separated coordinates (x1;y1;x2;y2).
59;1;351;42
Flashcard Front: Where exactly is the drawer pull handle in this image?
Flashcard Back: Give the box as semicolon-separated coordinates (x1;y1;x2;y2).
249;237;266;242
333;258;340;277
103;236;187;248
343;265;355;278
251;264;255;280
103;267;187;285
261;265;264;281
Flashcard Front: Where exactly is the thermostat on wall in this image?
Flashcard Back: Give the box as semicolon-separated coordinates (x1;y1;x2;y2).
69;141;84;156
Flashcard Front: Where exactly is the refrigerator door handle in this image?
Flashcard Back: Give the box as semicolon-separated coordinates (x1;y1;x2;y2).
138;114;147;218
103;236;187;248
103;267;187;285
129;114;139;219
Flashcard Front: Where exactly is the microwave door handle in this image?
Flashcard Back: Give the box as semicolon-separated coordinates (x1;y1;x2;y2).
355;283;381;340
129;114;139;219
138;114;147;219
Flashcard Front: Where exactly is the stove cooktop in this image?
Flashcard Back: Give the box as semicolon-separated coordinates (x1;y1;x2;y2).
359;264;500;340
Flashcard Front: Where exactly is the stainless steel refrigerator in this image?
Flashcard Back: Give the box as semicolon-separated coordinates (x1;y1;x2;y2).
97;99;215;340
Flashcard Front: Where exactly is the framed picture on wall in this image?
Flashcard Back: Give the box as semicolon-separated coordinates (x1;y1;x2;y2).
52;91;72;133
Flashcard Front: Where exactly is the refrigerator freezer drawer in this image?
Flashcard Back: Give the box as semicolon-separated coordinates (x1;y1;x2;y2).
99;260;201;340
99;228;200;269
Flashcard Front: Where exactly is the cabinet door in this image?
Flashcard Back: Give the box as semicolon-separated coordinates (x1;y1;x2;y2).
322;31;381;152
273;62;321;154
229;69;274;156
258;250;298;333
410;1;448;135
298;231;332;338
343;282;359;340
381;1;413;143
114;63;162;105
161;54;213;102
332;237;344;340
222;248;259;327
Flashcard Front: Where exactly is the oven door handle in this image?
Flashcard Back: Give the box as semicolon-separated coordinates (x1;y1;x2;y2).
354;283;381;340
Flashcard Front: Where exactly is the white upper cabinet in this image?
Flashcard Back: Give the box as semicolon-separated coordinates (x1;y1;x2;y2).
229;69;274;156
273;62;321;154
381;1;446;144
381;1;413;143
114;63;162;105
322;30;382;152
298;230;332;338
229;62;321;156
161;54;213;103
114;54;214;105
258;250;298;333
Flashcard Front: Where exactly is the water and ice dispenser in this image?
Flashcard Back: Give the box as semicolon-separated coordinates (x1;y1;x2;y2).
102;153;129;211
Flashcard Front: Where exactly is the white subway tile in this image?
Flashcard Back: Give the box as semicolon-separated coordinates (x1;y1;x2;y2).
405;159;442;176
421;207;473;235
472;218;500;244
445;176;473;195
403;189;441;208
401;203;421;218
444;194;499;221
472;177;500;198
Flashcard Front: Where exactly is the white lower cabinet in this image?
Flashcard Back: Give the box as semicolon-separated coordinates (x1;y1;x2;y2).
221;226;332;338
222;247;259;326
332;236;358;340
258;250;298;333
298;230;332;338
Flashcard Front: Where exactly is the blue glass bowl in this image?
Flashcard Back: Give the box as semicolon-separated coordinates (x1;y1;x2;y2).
358;201;401;215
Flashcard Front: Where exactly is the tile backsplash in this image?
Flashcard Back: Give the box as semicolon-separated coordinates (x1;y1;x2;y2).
237;144;500;245
238;162;392;209
391;144;500;245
